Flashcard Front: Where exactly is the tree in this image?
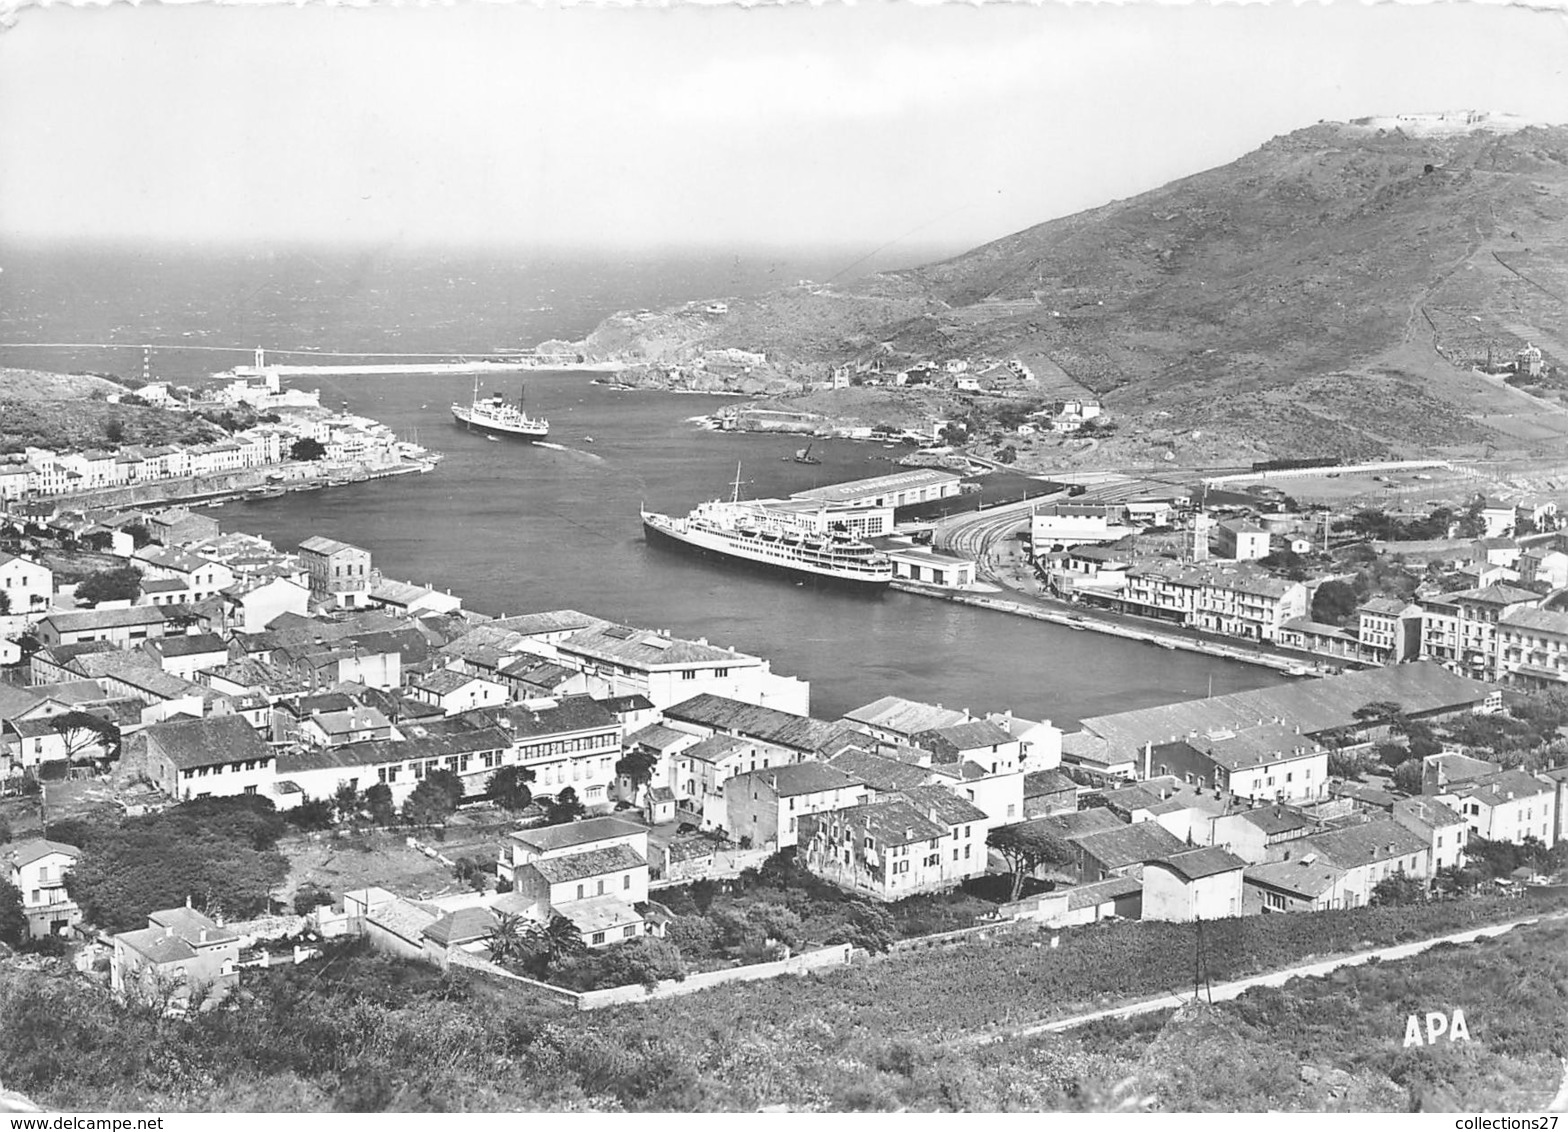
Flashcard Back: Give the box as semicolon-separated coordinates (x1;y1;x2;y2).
484;911;544;969
286;797;335;831
123;522;152;549
0;879;26;948
486;765;535;812
365;782;397;827
293;884;332;915
1310;580;1359;626
543;786;585;826
1370;873;1424;906
104;419;126;445
403;769;464;827
290;437;327;461
1353;700;1408;737
1391;759;1425;795
987;823;1075;901
1328;748;1377;780
828;901;897;954
614;748;658;805
332;781;363;824
541;912;587;964
65;797;289;932
49;711;120;765
75;565;143;606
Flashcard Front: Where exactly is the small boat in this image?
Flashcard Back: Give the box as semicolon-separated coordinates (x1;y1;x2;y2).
1158;641;1177;650
793;443;822;466
584;436;595;443
1285;665;1312;677
486;435;501;443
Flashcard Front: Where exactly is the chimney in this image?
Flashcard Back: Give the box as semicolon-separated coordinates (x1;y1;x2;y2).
1143;741;1153;780
199;928;208;944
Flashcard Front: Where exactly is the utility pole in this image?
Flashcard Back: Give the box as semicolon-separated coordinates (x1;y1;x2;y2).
1193;915;1214;1005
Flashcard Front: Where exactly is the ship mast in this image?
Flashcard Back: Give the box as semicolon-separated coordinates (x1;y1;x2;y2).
731;461;744;504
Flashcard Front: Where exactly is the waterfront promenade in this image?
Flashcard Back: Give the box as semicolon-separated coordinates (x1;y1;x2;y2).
904;493;1312;674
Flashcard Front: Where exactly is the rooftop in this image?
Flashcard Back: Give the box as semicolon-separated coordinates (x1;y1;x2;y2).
510;816;646;855
843;695;970;738
1148;846;1247;881
789;468;961;505
827;747;936;794
529;843;647;885
298;536;368;557
1064;874;1143;911
663;693;853;753
1074;662;1496;757
560;624;758;669
730;761;864;798
1074;822;1187;869
145;714;271;770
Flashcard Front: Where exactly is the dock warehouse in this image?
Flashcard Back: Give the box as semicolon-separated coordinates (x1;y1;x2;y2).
790;469;963;510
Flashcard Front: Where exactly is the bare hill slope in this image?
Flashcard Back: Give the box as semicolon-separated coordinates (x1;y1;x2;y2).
574;112;1568;458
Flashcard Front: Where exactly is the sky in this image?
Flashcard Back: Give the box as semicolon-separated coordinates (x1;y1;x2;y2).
1;1;1567;257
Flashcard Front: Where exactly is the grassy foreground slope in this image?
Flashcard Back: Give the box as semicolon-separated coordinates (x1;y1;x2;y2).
0;894;1561;1111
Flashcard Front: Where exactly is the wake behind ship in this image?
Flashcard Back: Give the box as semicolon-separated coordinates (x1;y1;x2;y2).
642;469;893;589
451;380;549;440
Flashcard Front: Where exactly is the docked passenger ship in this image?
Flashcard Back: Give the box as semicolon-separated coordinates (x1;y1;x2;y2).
450;380;549;441
642;469;894;589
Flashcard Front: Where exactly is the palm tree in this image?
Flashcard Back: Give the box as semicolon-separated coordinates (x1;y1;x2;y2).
484;912;542;968
543;914;587;963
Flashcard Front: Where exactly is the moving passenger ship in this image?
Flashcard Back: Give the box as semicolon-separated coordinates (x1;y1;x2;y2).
450;379;549;441
642;467;894;589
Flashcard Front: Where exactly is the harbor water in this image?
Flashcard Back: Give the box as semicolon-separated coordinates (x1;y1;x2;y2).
0;244;1288;725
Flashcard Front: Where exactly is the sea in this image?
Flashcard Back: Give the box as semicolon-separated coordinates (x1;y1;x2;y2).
0;242;1287;726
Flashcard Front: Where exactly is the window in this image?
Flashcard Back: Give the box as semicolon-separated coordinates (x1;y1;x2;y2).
623;926;636;939
596;879;605;896
244;785;257;795
681;669;698;681
576;884;585;900
623;873;631;890
964;845;971;859
591;931;605;946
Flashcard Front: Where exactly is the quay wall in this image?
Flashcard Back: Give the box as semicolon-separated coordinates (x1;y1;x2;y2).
30;458;421;512
890;581;1301;673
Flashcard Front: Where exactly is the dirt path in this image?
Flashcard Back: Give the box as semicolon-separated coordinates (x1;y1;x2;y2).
995;911;1563;1041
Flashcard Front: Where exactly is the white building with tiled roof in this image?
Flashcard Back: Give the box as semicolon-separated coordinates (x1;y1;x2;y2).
555;623;808;712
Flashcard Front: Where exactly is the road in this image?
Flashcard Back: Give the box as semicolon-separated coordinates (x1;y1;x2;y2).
997;911;1564;1041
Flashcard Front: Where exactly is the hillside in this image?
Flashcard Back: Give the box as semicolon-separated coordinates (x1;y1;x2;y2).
566;112;1568;460
0;366;234;455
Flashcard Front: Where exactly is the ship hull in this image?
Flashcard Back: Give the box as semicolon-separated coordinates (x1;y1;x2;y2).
643;513;892;590
451;406;549;441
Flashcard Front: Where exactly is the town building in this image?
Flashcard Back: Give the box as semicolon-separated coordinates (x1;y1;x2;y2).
0;553;52;615
1142;723;1328;805
1436;769;1557;848
1392;796;1469;873
33;606;174;647
789;468;962;511
297;536;373;610
1140;847;1247;922
110;905;241;1007
1495;606;1568;689
133;713;277;802
555;623;809;714
797;791;987;901
1215;520;1270;562
724;762;869;850
5;839;82;939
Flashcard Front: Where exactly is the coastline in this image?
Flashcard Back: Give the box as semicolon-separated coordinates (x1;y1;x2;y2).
890;579;1314;674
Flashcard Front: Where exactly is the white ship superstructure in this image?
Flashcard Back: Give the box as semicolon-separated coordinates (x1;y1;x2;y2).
450;380;549;440
642;468;893;588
